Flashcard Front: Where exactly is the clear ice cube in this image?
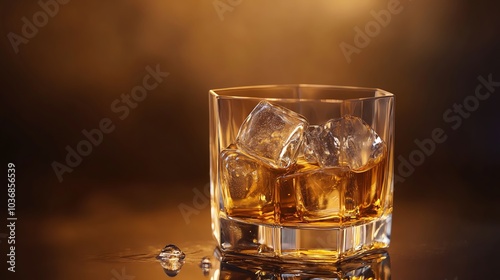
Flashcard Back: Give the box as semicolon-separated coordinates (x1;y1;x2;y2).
302;125;322;164
220;148;277;219
235;101;308;169
309;115;386;171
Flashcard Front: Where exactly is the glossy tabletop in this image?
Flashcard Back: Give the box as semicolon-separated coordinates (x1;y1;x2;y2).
9;176;500;280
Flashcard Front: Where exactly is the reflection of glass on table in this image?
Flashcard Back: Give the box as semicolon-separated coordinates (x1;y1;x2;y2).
209;85;395;261
215;250;391;279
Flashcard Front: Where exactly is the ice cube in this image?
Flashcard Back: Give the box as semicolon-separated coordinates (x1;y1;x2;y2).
275;158;322;223
306;120;342;167
310;115;386;171
278;168;349;222
236;101;308;169
220;148;277;219
302;125;323;164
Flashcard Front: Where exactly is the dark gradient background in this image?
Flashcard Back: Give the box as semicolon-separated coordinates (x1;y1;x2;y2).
1;0;500;279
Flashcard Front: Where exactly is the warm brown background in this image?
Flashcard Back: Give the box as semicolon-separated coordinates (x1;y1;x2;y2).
1;0;499;279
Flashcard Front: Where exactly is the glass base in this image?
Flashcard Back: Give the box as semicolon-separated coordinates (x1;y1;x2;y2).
214;247;391;279
217;213;391;262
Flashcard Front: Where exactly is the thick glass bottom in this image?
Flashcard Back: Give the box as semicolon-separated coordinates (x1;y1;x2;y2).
216;213;391;262
214;248;391;279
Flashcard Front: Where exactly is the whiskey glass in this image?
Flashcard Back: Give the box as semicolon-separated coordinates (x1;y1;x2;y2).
209;85;394;262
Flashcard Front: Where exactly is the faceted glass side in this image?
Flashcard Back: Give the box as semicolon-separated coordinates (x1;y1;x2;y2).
220;148;277;222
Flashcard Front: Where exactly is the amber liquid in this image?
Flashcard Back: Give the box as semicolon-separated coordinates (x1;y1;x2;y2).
221;151;388;228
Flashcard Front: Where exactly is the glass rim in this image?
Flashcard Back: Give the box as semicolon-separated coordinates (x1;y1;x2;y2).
209;84;394;102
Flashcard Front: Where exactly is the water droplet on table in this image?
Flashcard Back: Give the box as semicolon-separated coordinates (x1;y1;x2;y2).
156;244;185;277
156;244;186;261
199;256;212;276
